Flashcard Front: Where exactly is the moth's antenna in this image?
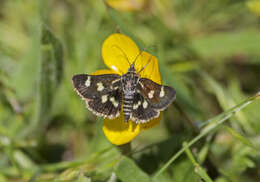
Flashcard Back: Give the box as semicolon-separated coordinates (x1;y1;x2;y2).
132;50;144;66
133;45;157;67
111;45;131;66
138;55;153;74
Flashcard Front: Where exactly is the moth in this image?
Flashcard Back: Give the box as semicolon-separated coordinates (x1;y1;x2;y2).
72;55;176;123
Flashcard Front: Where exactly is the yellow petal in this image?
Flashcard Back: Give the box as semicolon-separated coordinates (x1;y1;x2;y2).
105;0;147;12
102;33;140;74
140;114;161;130
91;69;118;75
103;114;140;145
247;1;260;16
134;51;162;84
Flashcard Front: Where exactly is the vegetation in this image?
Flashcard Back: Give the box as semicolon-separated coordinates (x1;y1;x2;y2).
0;0;260;181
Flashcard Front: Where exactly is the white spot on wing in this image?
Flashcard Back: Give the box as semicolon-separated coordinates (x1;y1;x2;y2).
148;90;155;99
76;91;119;120
101;95;108;103
110;97;119;107
133;101;141;110
85;76;91;87
159;86;165;97
143;100;148;109
112;79;119;84
97;82;104;91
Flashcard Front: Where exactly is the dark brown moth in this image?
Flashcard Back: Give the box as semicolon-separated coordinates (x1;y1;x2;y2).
72;57;176;123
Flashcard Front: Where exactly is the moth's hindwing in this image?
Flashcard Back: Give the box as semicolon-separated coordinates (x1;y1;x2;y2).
72;74;122;119
131;93;159;123
137;78;176;111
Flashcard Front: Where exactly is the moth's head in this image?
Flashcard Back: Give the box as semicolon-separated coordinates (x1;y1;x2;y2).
128;63;136;73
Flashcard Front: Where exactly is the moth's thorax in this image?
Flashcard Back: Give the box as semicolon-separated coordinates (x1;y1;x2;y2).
121;64;140;93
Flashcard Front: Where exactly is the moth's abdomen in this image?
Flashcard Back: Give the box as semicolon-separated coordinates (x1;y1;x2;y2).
123;94;134;122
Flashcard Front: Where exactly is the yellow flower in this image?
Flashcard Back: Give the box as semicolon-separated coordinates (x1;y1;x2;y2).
93;33;162;145
246;0;260;16
105;0;148;12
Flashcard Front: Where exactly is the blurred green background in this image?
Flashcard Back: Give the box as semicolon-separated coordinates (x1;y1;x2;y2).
1;0;260;181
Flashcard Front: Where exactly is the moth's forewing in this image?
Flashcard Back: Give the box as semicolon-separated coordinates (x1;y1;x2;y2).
72;74;121;99
72;74;122;119
137;78;176;110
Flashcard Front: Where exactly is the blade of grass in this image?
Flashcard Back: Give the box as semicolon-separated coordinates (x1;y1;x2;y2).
223;125;257;150
198;142;210;164
153;92;260;179
183;142;214;182
40;146;113;172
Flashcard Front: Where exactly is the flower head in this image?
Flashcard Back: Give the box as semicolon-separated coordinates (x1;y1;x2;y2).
105;0;148;12
93;33;162;145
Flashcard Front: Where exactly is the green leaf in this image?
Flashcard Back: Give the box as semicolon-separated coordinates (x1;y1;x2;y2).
29;25;64;133
13;150;35;169
116;156;151;182
41;25;64;85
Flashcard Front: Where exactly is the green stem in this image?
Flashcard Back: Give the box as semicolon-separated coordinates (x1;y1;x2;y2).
118;142;132;156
